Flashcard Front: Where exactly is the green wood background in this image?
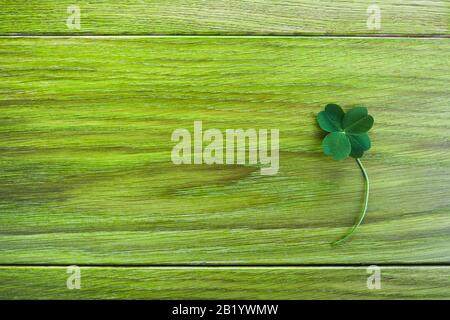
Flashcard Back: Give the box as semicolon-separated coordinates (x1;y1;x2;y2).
2;267;450;299
0;1;450;299
0;0;449;35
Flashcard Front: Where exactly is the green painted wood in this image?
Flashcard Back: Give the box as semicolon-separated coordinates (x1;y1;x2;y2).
0;37;450;265
0;0;448;35
1;266;450;299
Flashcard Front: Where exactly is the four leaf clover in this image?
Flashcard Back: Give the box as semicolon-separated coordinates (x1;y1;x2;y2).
317;104;374;245
317;104;373;160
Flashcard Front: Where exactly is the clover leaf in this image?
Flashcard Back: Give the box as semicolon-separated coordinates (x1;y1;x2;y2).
317;103;344;132
317;104;374;245
323;132;351;161
343;106;374;134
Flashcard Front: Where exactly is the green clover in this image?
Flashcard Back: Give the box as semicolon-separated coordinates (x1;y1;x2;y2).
317;104;374;245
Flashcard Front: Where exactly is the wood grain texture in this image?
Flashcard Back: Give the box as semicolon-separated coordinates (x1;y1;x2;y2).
1;266;450;299
2;1;449;301
0;37;450;265
0;0;448;35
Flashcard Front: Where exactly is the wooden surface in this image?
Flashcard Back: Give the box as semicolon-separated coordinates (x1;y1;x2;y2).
1;37;449;265
1;1;450;300
1;267;450;299
0;0;448;35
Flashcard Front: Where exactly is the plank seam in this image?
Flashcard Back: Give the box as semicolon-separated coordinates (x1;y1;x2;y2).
1;266;450;270
2;264;450;268
0;35;449;39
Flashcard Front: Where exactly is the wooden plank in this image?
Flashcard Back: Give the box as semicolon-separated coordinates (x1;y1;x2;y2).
1;266;450;299
0;37;449;265
0;1;448;35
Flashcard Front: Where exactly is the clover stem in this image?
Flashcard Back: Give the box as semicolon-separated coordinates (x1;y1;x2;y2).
332;158;370;246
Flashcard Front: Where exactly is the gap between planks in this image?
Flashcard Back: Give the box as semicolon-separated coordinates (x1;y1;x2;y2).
0;35;450;39
2;264;450;268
